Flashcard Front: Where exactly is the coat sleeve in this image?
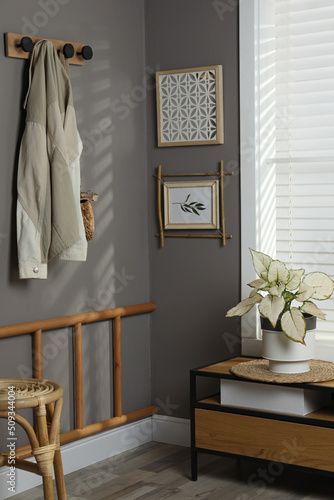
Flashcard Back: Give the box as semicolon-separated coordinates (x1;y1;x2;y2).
17;121;49;279
58;130;87;262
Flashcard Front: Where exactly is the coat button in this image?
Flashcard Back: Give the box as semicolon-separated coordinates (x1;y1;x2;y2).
33;267;39;274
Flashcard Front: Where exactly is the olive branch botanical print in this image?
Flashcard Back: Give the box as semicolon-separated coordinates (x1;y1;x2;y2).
173;193;206;216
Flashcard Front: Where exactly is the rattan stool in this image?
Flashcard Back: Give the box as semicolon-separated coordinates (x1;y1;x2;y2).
0;379;66;499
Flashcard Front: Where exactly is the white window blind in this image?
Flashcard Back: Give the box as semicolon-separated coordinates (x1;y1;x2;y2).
272;0;334;339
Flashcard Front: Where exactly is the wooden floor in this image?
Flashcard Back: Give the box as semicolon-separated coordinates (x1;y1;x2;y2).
11;442;334;500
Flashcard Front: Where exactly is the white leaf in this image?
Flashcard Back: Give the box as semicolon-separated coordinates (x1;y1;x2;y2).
259;295;285;328
303;272;334;300
250;249;272;280
286;268;305;291
296;282;314;302
226;294;262;317
281;308;306;344
268;283;285;297
248;278;267;289
267;260;290;284
301;301;326;320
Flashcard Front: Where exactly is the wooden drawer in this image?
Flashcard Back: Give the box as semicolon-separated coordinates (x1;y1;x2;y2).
195;408;334;472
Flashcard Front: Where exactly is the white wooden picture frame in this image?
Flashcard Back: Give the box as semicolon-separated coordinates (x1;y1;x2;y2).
163;180;220;230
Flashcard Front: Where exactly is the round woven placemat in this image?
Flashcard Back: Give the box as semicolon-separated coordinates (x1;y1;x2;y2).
230;359;334;383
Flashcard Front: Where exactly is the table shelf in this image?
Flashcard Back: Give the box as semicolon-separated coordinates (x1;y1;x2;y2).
198;395;334;422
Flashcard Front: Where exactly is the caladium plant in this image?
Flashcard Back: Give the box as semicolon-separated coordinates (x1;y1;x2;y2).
226;249;334;345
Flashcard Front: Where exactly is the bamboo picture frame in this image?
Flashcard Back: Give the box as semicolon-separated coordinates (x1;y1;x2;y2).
156;65;224;147
155;162;233;247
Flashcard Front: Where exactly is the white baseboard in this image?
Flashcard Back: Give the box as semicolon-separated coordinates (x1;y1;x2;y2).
152;415;190;447
0;417;153;499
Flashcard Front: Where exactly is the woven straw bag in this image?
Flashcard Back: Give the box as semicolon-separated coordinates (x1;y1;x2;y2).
80;199;94;241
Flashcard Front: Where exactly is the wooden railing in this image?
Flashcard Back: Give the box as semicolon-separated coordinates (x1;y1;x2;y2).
0;302;157;459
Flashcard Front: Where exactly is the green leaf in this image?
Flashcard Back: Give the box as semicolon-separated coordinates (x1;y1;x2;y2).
226;294;262;317
302;272;334;300
185;194;191;202
267;260;290;284
281;308;306;344
259;295;285;328
181;205;187;213
192;208;200;216
197;207;206;211
300;301;326;320
285;268;305;291
250;249;273;280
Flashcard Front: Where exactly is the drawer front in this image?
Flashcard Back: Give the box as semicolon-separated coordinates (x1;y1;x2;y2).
195;408;334;472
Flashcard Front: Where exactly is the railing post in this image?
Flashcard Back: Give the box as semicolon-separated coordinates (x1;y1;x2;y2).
74;323;84;429
34;329;43;379
114;316;122;418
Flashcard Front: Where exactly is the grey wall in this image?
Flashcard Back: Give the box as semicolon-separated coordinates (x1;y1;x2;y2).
0;0;241;437
145;0;241;418
0;0;151;431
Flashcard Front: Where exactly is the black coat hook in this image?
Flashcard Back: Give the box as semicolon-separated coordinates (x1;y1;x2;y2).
77;45;93;61
16;36;33;53
63;43;74;59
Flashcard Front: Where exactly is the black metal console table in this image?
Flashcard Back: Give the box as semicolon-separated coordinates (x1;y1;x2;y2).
190;356;334;481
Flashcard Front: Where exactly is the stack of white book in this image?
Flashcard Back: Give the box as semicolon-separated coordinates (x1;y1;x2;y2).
220;379;331;416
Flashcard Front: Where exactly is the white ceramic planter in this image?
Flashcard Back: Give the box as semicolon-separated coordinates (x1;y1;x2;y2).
262;330;316;374
261;314;317;374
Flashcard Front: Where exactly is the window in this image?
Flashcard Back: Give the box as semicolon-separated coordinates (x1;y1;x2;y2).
240;0;334;358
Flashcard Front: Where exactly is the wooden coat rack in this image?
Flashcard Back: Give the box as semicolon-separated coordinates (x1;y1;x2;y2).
5;32;93;65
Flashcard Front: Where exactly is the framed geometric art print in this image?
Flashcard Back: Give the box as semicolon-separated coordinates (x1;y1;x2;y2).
156;65;224;147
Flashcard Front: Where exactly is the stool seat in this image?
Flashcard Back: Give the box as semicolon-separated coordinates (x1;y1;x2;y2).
0;378;63;410
0;378;67;499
